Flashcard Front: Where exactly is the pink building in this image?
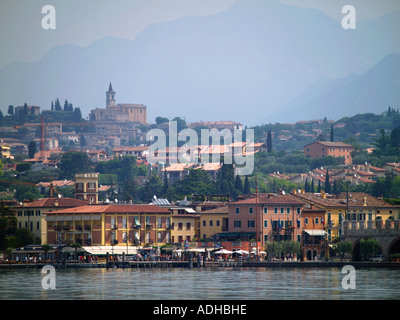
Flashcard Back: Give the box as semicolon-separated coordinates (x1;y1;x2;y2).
225;194;305;247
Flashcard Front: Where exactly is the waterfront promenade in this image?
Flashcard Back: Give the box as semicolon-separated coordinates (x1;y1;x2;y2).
2;260;400;269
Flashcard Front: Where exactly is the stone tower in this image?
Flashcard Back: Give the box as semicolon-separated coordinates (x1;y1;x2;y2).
106;82;116;107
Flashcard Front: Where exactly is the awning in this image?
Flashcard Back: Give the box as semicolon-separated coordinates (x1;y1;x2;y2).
184;208;196;213
82;246;138;255
304;230;328;236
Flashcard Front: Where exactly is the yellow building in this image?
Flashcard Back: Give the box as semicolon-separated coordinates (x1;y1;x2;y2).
293;192;400;241
199;206;228;240
0;142;13;159
15;197;89;244
46;204;172;250
170;207;200;243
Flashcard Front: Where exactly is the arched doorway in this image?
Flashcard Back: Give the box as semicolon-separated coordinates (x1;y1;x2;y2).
307;250;312;261
353;238;383;261
388;237;400;257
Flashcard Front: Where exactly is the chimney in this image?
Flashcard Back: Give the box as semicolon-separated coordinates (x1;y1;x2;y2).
54;199;58;206
363;196;367;206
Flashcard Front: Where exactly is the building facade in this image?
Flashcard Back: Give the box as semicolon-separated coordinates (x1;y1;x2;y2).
226;194;305;247
15;197;89;244
74;173;99;204
293;191;400;241
89;83;147;124
304;141;354;165
45;204;172;248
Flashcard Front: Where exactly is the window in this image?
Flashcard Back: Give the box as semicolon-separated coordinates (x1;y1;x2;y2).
209;220;213;227
305;218;309;225
235;207;240;214
122;232;127;243
123;217;127;229
249;207;253;214
286;207;290;214
274;207;278;214
157;217;162;228
264;220;268;228
216;220;220;227
315;218;319;224
263;207;268;214
280;207;284;214
203;220;206;227
178;223;183;230
297;207;301;214
248;220;255;228
186;223;191;230
234;220;241;228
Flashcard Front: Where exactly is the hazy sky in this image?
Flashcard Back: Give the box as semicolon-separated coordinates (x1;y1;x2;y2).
1;0;399;69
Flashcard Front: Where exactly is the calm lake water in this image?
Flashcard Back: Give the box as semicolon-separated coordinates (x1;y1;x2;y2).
1;267;400;300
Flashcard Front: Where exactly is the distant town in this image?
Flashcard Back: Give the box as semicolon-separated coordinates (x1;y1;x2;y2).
1;84;400;265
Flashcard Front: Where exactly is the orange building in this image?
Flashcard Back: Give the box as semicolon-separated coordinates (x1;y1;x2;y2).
301;204;327;261
304;141;354;165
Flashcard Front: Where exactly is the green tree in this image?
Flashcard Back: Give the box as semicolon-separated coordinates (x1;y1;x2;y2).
267;130;272;153
7;105;14;116
333;240;353;260
155;116;169;125
28;141;37;158
59;151;93;179
360;238;380;261
175;168;216;197
235;175;243;195
325;170;331;194
14;184;41;202
243;176;251;194
216;164;235;196
0;203;17;251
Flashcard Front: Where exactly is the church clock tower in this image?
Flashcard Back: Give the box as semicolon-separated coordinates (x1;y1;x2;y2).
106;82;116;107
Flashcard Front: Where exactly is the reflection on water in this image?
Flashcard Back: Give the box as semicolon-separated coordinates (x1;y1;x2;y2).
1;267;400;300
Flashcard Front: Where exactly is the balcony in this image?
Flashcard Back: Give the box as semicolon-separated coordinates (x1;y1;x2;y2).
54;225;61;231
62;225;71;231
84;225;91;230
75;225;82;231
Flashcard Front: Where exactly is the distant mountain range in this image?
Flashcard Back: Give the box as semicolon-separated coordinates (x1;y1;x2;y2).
0;0;399;126
272;53;400;122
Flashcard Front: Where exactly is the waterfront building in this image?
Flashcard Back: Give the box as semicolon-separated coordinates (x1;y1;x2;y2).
170;206;200;243
293;192;400;241
45;204;172;251
200;206;229;240
15;197;89;244
301;204;327;260
225;193;305;247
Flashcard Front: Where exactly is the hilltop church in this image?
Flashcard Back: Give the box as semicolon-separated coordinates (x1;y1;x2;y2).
89;83;147;124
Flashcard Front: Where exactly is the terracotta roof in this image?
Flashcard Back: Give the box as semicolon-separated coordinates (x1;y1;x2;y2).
230;194;305;206
36;180;74;188
47;204;171;215
16;197;88;208
304;141;354;148
202;206;229;214
294;192;394;209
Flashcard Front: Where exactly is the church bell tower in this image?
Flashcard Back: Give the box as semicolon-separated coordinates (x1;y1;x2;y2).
106;82;116;107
